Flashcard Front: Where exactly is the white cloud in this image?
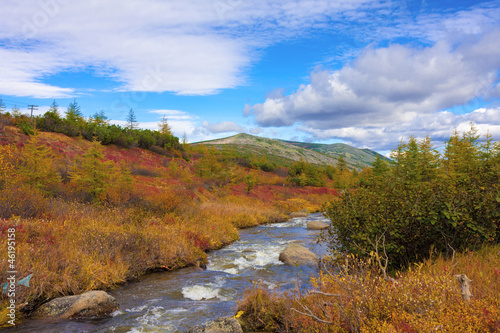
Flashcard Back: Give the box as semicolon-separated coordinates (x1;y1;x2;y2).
0;0;376;98
249;127;263;134
202;120;246;133
300;107;500;150
148;109;197;120
0;48;75;98
248;29;500;149
2;0;498;99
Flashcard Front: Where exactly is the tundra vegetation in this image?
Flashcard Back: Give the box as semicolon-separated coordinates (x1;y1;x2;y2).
0;104;339;326
1;104;498;331
238;125;500;332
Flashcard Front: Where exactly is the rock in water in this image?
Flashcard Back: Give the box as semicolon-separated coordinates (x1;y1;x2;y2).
306;221;329;230
189;316;243;333
279;243;318;266
34;290;118;319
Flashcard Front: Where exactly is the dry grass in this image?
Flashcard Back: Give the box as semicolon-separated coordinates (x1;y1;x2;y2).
0;129;337;326
237;246;500;332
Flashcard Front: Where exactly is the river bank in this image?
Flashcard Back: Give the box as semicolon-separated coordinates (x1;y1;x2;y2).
0;129;339;328
0;187;334;328
3;213;330;332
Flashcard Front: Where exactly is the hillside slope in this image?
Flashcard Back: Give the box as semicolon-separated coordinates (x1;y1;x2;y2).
280;140;386;170
197;133;382;170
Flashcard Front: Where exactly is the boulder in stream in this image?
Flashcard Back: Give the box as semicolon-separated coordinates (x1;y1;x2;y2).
34;290;118;319
279;243;318;266
306;221;329;230
188;316;243;333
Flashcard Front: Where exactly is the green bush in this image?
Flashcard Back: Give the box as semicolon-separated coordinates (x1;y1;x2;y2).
324;126;500;269
288;159;325;187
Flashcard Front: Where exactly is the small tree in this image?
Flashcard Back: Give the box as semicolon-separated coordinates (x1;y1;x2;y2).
158;115;172;135
19;132;61;192
371;154;389;177
243;172;257;194
65;99;83;123
48;100;60;117
11;105;21;117
337;155;347;173
127;108;138;130
69;138;114;201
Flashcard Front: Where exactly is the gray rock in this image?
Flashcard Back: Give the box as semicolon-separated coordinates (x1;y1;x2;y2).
279;243;318;266
34;290;118;319
306;221;329;230
189;316;243;333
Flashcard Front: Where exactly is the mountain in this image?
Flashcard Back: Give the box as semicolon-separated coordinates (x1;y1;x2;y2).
279;139;386;170
196;133;383;170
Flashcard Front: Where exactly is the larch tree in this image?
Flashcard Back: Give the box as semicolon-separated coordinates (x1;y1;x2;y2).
69;138;114;201
20;132;61;192
11;105;21;117
336;155;347;173
158;115;172;135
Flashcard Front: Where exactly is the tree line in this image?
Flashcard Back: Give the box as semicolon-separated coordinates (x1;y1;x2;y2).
0;99;181;153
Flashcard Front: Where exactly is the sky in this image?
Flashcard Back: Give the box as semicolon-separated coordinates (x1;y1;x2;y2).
1;0;500;154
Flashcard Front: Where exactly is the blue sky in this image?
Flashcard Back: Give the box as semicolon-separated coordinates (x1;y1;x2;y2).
1;0;500;153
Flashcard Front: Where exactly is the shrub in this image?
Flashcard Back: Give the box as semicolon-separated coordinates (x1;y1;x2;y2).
324;128;500;269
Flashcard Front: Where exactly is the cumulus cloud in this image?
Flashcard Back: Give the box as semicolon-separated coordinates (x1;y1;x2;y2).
247;29;500;149
202;120;246;133
301;107;500;150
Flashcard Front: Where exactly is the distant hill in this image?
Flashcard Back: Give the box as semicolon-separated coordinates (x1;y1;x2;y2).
279;139;386;170
195;133;384;170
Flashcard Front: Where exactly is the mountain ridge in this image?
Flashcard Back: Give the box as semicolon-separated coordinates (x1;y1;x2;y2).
195;133;384;170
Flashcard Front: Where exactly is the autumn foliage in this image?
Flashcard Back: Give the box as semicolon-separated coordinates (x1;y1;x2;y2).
237;126;500;333
238;246;500;332
325;125;500;269
0;124;333;325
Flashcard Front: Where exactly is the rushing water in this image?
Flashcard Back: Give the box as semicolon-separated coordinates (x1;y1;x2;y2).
6;213;330;333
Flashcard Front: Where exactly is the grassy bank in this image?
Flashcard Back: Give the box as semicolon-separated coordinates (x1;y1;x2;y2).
237;245;500;332
0;127;337;326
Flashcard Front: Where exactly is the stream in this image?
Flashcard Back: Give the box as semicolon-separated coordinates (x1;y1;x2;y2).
6;213;330;332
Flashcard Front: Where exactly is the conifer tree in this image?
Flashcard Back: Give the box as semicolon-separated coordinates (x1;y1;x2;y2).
336;155;347;173
48;100;60;117
20;132;61;192
158;115;172;135
371;154;389;177
91;110;109;126
65;99;83;123
417;135;440;182
11;105;21;117
69;138;114;201
127;108;138;130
